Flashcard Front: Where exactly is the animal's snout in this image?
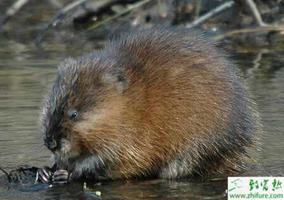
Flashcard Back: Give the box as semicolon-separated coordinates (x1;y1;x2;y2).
44;137;57;151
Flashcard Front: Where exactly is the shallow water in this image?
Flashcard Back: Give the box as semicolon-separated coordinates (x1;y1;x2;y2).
0;37;283;199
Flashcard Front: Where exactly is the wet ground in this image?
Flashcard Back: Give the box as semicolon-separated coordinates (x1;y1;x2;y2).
0;34;283;199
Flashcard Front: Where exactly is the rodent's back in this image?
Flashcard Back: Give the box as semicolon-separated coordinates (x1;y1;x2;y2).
43;28;259;180
111;28;257;177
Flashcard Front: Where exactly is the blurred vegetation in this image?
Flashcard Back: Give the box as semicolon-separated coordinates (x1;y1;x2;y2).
0;0;283;49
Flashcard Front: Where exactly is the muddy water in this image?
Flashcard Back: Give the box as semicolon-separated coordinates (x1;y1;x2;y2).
0;37;283;199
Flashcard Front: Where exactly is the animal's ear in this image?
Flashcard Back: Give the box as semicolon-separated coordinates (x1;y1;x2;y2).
102;72;129;94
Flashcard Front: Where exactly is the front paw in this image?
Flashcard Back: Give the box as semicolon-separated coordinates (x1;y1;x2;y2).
52;169;70;185
36;166;53;184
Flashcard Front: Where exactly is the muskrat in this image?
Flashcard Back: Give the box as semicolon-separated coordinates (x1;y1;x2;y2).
40;27;259;183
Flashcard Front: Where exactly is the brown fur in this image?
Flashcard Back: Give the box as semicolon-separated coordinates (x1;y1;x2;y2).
41;27;259;180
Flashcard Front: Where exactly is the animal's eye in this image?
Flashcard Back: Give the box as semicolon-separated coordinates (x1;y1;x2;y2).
67;110;79;121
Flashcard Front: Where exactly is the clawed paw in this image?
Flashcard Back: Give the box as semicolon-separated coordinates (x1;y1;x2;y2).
52;169;69;184
36;166;53;184
36;167;70;185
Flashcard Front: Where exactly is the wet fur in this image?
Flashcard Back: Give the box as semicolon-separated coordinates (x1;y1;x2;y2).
41;27;259;180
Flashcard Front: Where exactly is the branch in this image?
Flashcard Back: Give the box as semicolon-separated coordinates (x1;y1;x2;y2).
87;0;152;30
73;0;139;29
0;167;11;182
35;0;91;45
0;0;30;28
212;25;284;41
47;0;63;9
244;0;266;27
186;1;235;29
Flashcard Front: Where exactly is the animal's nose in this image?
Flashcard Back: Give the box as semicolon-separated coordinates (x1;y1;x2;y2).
44;137;57;151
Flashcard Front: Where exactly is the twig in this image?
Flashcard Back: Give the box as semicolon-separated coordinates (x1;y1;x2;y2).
88;0;152;30
193;0;202;20
186;1;235;29
48;0;63;9
212;25;284;41
0;167;11;182
73;0;138;28
246;50;264;78
244;0;266;27
35;0;91;45
0;0;30;28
